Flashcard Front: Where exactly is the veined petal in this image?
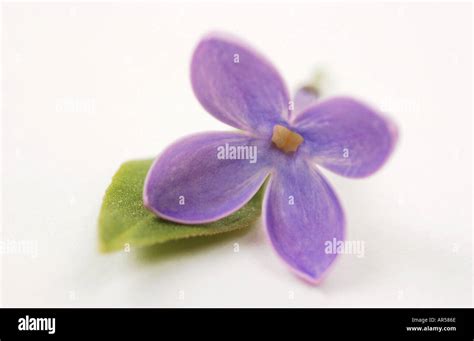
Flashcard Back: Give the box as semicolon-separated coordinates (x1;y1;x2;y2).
144;132;271;224
191;33;290;136
264;159;345;283
294;97;398;178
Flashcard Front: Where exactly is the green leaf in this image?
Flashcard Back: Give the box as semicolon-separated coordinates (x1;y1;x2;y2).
98;159;265;253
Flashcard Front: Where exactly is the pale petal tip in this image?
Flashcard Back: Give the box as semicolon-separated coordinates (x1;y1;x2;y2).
288;253;342;285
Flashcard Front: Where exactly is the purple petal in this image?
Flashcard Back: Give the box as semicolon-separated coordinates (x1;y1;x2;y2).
264;159;345;283
293;97;398;178
293;86;319;116
144;132;271;224
191;33;290;136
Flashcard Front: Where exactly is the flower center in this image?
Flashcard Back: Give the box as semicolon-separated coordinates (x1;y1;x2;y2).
271;125;304;153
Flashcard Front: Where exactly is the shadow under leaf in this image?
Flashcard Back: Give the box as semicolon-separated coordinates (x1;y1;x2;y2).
133;222;257;264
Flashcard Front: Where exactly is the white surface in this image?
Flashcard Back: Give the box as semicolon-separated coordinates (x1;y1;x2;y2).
1;2;472;307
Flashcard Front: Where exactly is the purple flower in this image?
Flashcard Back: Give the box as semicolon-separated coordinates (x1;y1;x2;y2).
143;33;397;283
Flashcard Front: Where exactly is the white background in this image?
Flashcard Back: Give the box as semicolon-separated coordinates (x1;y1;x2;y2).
1;2;472;307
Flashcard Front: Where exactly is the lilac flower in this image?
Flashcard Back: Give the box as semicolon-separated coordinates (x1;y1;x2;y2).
143;33;397;283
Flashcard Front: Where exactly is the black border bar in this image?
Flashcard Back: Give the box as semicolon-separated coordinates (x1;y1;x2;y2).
0;308;472;339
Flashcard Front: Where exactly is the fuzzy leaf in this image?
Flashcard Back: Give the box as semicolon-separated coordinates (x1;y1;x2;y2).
98;159;264;252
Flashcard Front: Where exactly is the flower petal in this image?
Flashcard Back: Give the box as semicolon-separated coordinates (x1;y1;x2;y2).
293;86;319;116
191;33;290;136
144;132;271;224
293;97;398;178
264;159;345;283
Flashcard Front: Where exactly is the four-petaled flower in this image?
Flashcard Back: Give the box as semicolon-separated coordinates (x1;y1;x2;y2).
144;33;398;283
